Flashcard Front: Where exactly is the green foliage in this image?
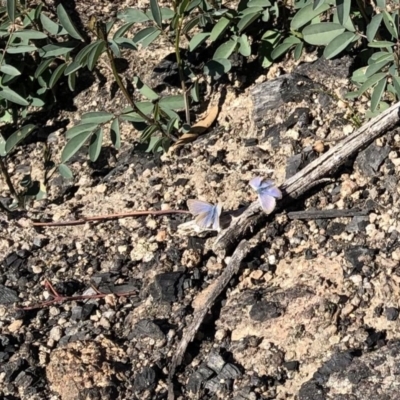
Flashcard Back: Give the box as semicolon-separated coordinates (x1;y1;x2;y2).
3;0;400;211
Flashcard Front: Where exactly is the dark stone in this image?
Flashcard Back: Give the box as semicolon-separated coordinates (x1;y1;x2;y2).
286;153;303;179
356;143;391;176
4;252;19;267
0;284;19;305
207;172;224;183
385;307;399;321
3;359;25;383
295;55;353;79
187;366;214;394
249;301;284;322
148;272;184;303
305;248;316;260
344;246;375;275
16;249;30;259
209;149;227;165
70;306;83;321
132;319;165;340
219;363;241;379
134;366;158;392
81;303;96;320
346;362;371;384
284;360;300;371
243;138;258;147
326;222;346;236
207;352;225;372
14;370;34;392
299;381;326;400
346;216;369;232
284;108;311;129
315;351;355;383
148;177;162;186
174;178;189;186
262;124;282;148
365;328;387;349
54;280;81;296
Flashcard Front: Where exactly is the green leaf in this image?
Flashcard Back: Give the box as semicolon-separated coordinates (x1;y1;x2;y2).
0;86;29;106
113;37;137;50
57;4;84;40
140;124;159;143
113;22;135;39
62;131;92;163
133;27;161;47
160;7;174;20
40;13;67;35
238;34;251;56
7;0;16;22
190;80;200;102
117;8;150;23
302;23;345;46
336;0;350;25
368;41;395;48
0;64;20;76
367;14;383;42
65;123;98;139
358;72;387;95
108;40;121;57
7;45;37;54
12;29;47;40
150;0;162;27
58;164;73;179
376;0;386;7
89;127;103;161
271;39;298;60
68;71;76;91
133;76;159;100
189;32;210;51
75;42;98;65
183;15;202;34
210;17;231;42
64;60;81;75
49;63;67;88
5;124;36;153
249;0;271;5
166;116;178;136
365;59;392;78
238;11;262;33
40;42;76;57
213;37;238;59
87;40;106;71
0;133;6;156
382;10;397;38
323;32;357;59
81;111;114;124
392;76;400;99
370;77;386;112
294;42;304;60
110;118;121;150
178;0;191;15
159;95;185;110
34;58;54;79
291;3;330;30
146;136;163;153
312;0;326;10
204;58;231;77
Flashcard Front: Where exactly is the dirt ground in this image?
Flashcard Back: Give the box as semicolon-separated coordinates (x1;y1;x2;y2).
2;1;400;400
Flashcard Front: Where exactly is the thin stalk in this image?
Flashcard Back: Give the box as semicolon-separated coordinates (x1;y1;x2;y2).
104;42;177;142
0;157;23;208
174;16;191;125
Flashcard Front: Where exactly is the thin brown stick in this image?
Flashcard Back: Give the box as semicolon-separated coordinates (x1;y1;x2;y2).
213;101;400;255
167;240;250;400
31;209;191;227
16;279;138;310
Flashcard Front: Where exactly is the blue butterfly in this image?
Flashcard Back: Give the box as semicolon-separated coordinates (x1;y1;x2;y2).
249;177;282;214
187;199;222;231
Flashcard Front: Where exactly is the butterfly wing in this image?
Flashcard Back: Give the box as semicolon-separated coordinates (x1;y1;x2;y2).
212;204;222;231
187;199;213;216
261;185;282;199
249;176;263;191
195;209;215;229
258;193;276;214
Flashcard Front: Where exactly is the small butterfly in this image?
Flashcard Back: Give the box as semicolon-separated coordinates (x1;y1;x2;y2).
187;199;222;231
249;177;282;214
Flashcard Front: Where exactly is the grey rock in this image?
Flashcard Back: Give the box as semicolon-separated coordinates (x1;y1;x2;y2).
0;284;19;305
356;143;391;176
249;300;284;322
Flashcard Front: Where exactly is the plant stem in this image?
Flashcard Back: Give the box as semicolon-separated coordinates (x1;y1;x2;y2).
174;16;191;125
0;157;23;208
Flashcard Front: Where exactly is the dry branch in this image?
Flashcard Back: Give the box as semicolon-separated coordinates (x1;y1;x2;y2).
214;101;400;255
167;240;250;400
